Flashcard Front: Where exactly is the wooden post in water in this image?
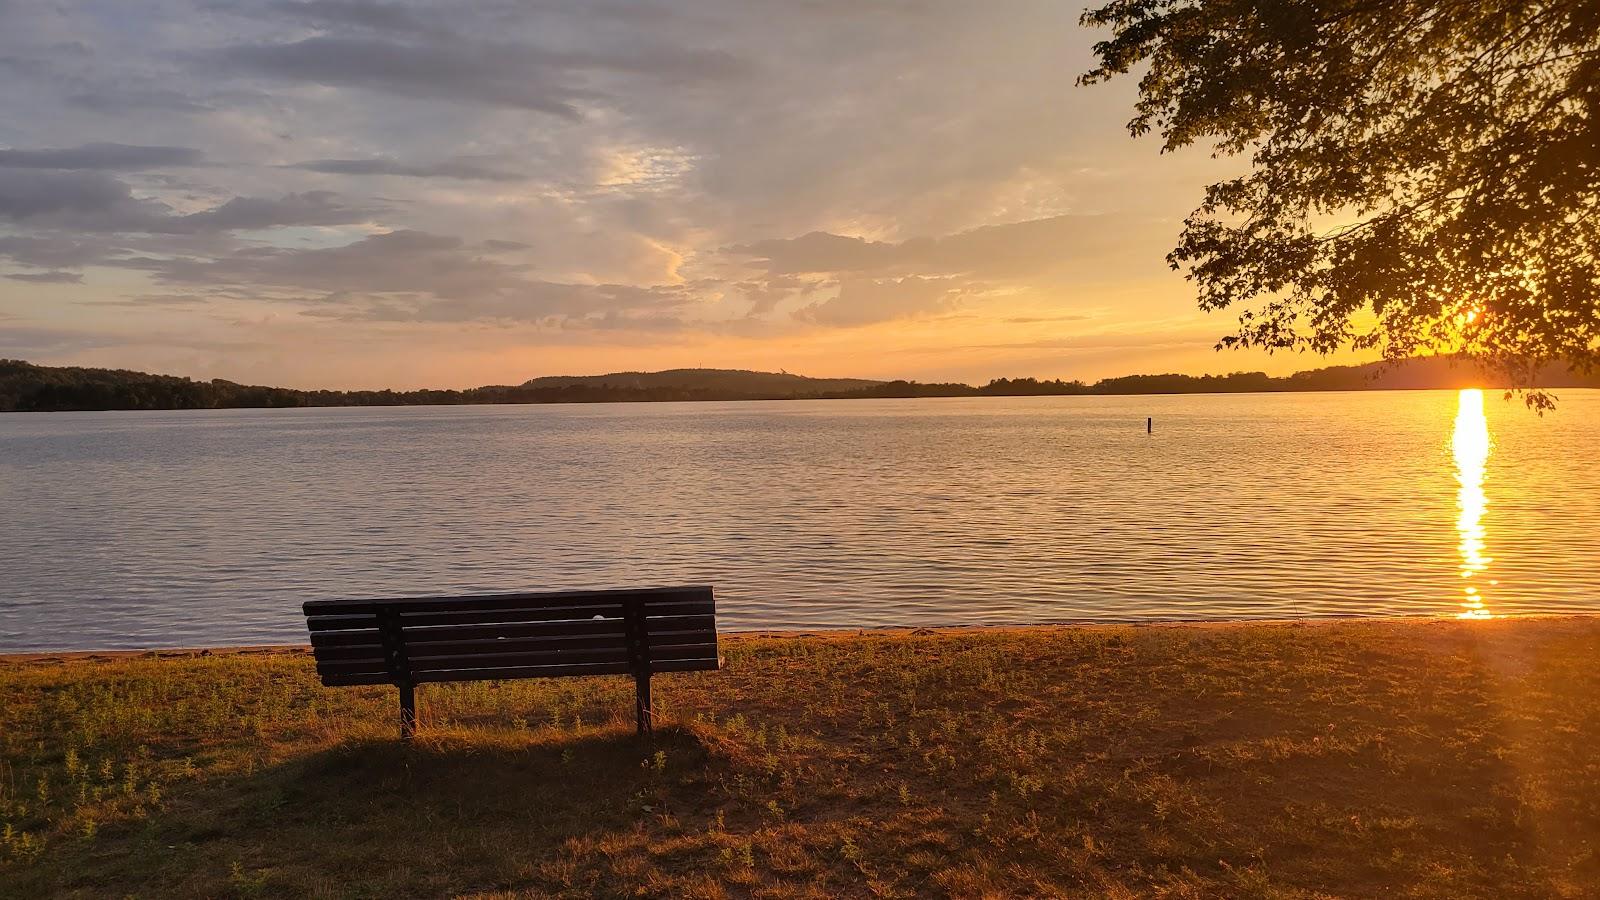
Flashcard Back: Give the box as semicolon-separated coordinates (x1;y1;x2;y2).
1147;417;1152;434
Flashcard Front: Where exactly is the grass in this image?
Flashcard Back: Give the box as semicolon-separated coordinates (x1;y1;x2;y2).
5;618;1600;897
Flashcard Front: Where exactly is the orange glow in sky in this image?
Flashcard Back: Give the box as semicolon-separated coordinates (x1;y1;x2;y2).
0;1;1387;390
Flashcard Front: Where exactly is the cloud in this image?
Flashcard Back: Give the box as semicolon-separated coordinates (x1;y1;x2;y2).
172;191;379;232
0;170;376;234
0;142;204;170
0;325;123;356
724;215;1144;328
260;0;441;36
0;323;261;358
339;282;690;325
0;235;121;269
737;274;818;316
729;232;897;275
1004;313;1093;324
731;215;1120;279
126;229;691;325
198;27;750;117
135;229;519;293
207;36;587;116
0;169;172;232
5;270;83;284
65;89;214;114
952;326;1224;353
796;276;967;327
286;157;523;181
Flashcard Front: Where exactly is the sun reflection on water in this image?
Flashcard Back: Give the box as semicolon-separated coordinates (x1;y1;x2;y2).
1452;388;1493;618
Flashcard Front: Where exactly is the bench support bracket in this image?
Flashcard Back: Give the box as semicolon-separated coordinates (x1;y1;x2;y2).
634;673;653;736
377;605;416;741
399;682;417;740
624;598;653;736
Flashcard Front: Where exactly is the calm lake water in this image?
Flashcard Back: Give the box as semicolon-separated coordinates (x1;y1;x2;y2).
2;390;1597;651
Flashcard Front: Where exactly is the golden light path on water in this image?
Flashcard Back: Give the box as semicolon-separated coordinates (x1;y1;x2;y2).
1453;388;1493;618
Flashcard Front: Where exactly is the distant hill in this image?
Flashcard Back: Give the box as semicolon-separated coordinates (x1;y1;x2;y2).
0;360;887;412
521;368;882;395
2;356;1596;413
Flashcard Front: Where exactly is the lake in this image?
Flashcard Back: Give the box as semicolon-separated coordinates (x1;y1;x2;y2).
2;390;1597;652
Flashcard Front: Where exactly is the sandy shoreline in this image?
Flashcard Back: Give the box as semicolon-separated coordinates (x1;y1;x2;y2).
5;612;1593;665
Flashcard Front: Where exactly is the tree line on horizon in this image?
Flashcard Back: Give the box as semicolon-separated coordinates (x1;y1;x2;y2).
3;358;1597;413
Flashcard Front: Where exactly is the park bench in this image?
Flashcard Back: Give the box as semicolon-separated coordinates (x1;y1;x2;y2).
303;585;722;739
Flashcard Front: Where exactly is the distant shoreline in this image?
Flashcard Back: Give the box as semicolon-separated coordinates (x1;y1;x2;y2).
5;356;1597;413
4;382;1598;416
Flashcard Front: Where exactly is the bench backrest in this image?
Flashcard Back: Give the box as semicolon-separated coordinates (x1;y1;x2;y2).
303;586;718;687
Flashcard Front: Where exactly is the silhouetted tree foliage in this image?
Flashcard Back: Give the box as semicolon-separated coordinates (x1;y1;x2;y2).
1081;1;1600;407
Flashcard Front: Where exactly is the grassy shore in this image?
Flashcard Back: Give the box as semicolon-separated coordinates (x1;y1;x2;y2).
4;618;1600;898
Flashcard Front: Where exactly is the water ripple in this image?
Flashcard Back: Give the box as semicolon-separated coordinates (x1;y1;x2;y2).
1;391;1597;651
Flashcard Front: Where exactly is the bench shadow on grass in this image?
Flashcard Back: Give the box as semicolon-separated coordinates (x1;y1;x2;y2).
126;726;729;895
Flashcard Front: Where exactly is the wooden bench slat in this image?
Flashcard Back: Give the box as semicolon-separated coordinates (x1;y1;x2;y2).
311;643;388;661
303;586;710;616
320;672;395;687
640;614;717;630
631;613;717;631
408;647;630;670
317;659;390;676
357;633;626;657
394;605;624;627
637;626;717;640
641;599;714;616
649;657;724;673
306;614;380;633
310;631;383;648
308;605;632;631
318;654;720;681
412;661;636;683
398;619;629;645
310;627;704;648
307;610;711;636
310;630;712;659
315;645;717;674
648;642;719;659
404;642;721;669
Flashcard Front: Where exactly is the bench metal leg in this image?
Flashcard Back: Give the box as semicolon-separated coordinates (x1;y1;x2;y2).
399;682;417;740
635;673;653;736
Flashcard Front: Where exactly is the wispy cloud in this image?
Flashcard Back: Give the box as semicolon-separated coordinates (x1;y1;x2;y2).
0;142;204;170
285;157;523;181
0;169;377;234
5;270;84;284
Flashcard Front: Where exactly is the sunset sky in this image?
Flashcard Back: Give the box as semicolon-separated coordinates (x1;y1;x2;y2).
0;0;1364;389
